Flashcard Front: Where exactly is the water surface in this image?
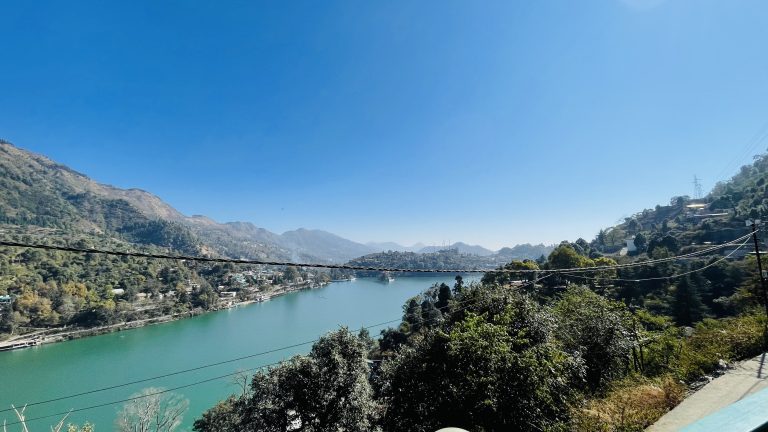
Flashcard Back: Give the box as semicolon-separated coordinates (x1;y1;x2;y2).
0;275;476;430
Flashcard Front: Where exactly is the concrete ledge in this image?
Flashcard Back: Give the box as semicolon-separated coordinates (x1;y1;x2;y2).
681;386;768;431
648;353;768;432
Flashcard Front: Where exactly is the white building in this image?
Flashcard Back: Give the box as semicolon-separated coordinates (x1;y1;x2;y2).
626;237;637;253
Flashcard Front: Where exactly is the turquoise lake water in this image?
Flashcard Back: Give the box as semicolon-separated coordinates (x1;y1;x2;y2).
0;275;476;430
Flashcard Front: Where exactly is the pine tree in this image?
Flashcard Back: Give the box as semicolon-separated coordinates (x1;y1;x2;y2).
671;275;707;325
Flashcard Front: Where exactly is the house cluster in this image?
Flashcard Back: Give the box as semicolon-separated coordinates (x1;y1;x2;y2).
684;202;730;220
0;295;12;317
95;266;327;307
214;268;287;304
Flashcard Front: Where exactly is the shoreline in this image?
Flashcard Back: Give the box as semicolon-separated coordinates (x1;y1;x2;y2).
0;282;329;352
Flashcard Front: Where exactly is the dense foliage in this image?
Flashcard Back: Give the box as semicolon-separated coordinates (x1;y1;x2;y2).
195;276;766;432
194;329;378;432
0;229;222;334
194;154;768;431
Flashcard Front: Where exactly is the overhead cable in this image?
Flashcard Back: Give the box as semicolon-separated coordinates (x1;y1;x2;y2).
3;274;552;426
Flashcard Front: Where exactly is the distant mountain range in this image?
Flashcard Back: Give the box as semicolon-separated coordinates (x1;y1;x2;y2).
365;242;426;253
0;140;553;264
364;241;553;260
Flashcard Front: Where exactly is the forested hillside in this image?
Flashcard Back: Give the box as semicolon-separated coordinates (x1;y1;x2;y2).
542;153;768;324
346;244;554;275
347;249;498;275
0;141;380;263
0;141;201;254
0;141;351;337
195;154;768;432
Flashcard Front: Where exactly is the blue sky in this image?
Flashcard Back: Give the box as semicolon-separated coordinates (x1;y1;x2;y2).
1;0;767;249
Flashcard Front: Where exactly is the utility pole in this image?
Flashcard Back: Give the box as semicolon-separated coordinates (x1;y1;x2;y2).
747;220;768;348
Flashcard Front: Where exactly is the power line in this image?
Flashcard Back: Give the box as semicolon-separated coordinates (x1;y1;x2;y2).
547;232;755;274
715;119;768;184
0;231;756;276
3;359;284;427
0;235;756;420
0;340;318;414
6;228;756;426
0;240;491;274
0;316;410;414
562;237;750;283
3;275;552;427
1;275;529;414
7;233;749;415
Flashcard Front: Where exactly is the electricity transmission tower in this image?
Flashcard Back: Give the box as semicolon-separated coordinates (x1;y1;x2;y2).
693;175;703;199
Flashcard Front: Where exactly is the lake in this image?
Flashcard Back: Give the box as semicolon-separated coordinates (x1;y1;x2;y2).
0;275;477;430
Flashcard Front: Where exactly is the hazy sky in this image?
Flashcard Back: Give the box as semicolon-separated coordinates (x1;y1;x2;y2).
2;0;767;249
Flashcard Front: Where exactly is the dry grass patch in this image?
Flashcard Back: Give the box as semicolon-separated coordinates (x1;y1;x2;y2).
571;375;686;432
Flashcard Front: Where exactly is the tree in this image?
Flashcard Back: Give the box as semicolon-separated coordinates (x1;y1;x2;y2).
453;275;464;295
633;232;648;253
482;260;540;286
13;290;56;325
647;234;680;256
548;244;589;270
604;228;627;249
661;219;670;234
553;286;633;392
596;229;607;249
584;257;619;289
379;327;408;353
420;298;442;325
196;329;378;432
115;388;189;432
190;285;218;310
671;274;708;326
192;397;241;432
435;283;452;311
671;196;689;207
402;297;423;332
380;303;581;432
0;303;18;334
283;267;300;283
575;238;590;254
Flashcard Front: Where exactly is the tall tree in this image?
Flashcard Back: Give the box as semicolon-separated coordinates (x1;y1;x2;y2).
596;229;607;249
671;275;708;326
435;283;453;311
403;297;423;332
453;275;464;295
633;232;648;253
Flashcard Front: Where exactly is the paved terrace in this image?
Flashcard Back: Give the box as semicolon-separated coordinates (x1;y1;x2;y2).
648;353;768;431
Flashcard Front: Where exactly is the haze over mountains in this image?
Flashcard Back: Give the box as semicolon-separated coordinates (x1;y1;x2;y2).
0;141;552;263
365;241;554;259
